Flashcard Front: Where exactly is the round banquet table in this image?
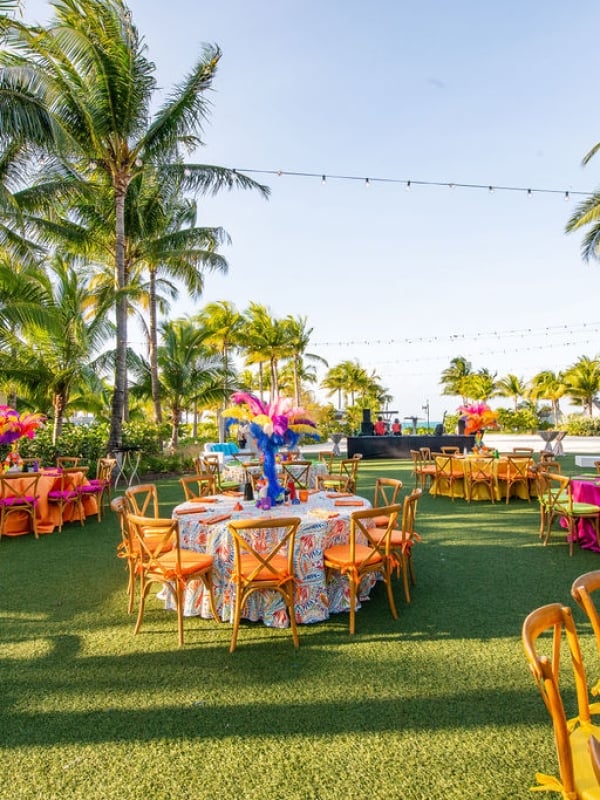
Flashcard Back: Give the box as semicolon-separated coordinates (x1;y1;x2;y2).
167;490;375;628
0;468;97;536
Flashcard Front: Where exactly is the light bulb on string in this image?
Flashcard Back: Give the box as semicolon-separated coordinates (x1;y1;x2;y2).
365;177;370;187
321;174;326;184
406;180;411;190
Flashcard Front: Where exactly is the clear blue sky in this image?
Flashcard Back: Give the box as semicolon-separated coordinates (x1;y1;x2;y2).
22;1;600;421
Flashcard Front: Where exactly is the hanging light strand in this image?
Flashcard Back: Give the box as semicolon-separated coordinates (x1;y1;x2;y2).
234;166;593;198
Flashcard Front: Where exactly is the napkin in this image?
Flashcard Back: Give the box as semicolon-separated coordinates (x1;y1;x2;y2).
175;505;207;515
326;492;353;498
334;499;364;507
202;513;232;525
308;508;340;519
221;490;243;497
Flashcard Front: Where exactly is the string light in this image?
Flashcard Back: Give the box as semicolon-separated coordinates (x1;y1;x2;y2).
232;166;591;198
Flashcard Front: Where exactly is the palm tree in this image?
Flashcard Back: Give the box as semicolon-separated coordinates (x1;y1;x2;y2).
2;0;268;450
529;370;567;424
198;300;244;439
130;317;224;448
241;303;288;400
495;373;527;411
460;369;497;402
563;356;600;417
321;364;347;409
281;315;327;406
0;256;112;442
440;357;473;403
565;137;600;259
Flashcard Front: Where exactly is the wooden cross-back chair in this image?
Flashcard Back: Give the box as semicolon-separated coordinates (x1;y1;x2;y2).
317;458;360;494
280;460;311;491
323;504;401;634
56;456;81;469
504;455;533;504
522;602;600;798
464;456;497;503
47;467;88;532
179;474;216;502
0;473;41;541
433;454;463;500
387;489;422;603
410;450;435;491
77;456;117;522
128;512;218;647
372;477;403;527
125;483;161;518
571;570;600;697
540;472;600;555
227;516;301;653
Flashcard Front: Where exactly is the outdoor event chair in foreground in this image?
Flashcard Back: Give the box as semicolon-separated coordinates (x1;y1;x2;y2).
387;488;422;604
323;504;401;635
0;473;41;541
522;603;600;799
372;477;403;527
572;571;600;696
129;512;218;646
227;516;301;653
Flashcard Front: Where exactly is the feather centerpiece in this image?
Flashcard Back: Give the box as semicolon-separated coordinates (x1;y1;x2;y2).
222;392;319;502
457;402;499;445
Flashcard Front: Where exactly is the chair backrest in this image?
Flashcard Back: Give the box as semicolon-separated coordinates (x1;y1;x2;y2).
374;477;403;508
513;447;534;454
227;516;300;584
435;454;457;478
595;461;600;476
125;483;160;518
440;446;460;455
350;504;402;565
318;451;335;468
400;489;422;538
465;456;496;483
0;473;41;504
127;512;180;569
57;456;81;469
179;474;215;501
571;570;600;688
542;472;572;515
281;461;311;490
55;465;89;491
111;496;131;552
242;462;263;491
522;603;593;796
506;455;532;480
419;447;432;462
340;458;359;480
96;457;117;483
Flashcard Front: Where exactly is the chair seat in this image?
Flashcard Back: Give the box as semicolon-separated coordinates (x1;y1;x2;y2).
237;553;290;581
154;549;213;578
372;514;391;527
0;495;37;506
418;466;437;475
48;490;79;500
388;529;420;548
324;543;383;568
571;502;600;516
79;480;107;492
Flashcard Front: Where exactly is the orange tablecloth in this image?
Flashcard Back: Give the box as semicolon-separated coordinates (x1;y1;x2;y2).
1;469;98;536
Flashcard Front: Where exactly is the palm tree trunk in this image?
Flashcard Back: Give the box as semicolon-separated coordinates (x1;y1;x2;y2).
293;355;301;406
258;363;264;401
108;182;129;451
270;357;278;400
148;268;162;424
52;391;68;446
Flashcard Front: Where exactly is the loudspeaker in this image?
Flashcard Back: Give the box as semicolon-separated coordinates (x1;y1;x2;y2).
361;408;374;436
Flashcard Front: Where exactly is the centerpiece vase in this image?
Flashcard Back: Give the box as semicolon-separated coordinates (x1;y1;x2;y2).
474;431;484;450
261;442;283;503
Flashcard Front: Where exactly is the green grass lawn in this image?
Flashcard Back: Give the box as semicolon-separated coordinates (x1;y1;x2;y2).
1;456;599;799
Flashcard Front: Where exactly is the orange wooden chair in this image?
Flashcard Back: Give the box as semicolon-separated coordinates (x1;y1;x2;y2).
571;570;600;696
433;454;464;499
227;516;301;653
281;460;311;491
541;473;600;554
129;512;218;646
56;456;82;469
464;456;497;503
0;472;41;541
179;474;216;502
522;603;600;798
77;456;116;522
372;477;403;527
323;504;401;634
387;489;422;603
125;483;161;518
48;466;87;531
503;455;533;503
317;458;360;494
410;449;436;491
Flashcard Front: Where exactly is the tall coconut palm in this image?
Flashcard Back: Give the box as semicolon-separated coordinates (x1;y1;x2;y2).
461;369;497;402
321;364;347;409
1;0;268;450
0;256;113;442
440;356;473;403
529;370;567;424
241;303;288;400
496;373;527;411
281;314;327;407
563;356;600;417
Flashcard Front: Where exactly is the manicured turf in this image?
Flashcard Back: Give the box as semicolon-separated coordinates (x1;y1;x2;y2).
1;456;598;799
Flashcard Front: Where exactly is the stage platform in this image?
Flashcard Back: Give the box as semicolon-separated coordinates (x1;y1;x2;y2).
347;434;476;460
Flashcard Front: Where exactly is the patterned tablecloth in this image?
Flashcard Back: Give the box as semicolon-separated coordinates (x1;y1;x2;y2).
167;491;375;628
222;460;328;490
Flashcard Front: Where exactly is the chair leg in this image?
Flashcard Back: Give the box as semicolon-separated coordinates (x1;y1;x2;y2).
349;578;357;635
134;577;150;635
201;573;220;622
175;581;184;647
384;564;399;620
230;583;244;653
284;584;299;648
